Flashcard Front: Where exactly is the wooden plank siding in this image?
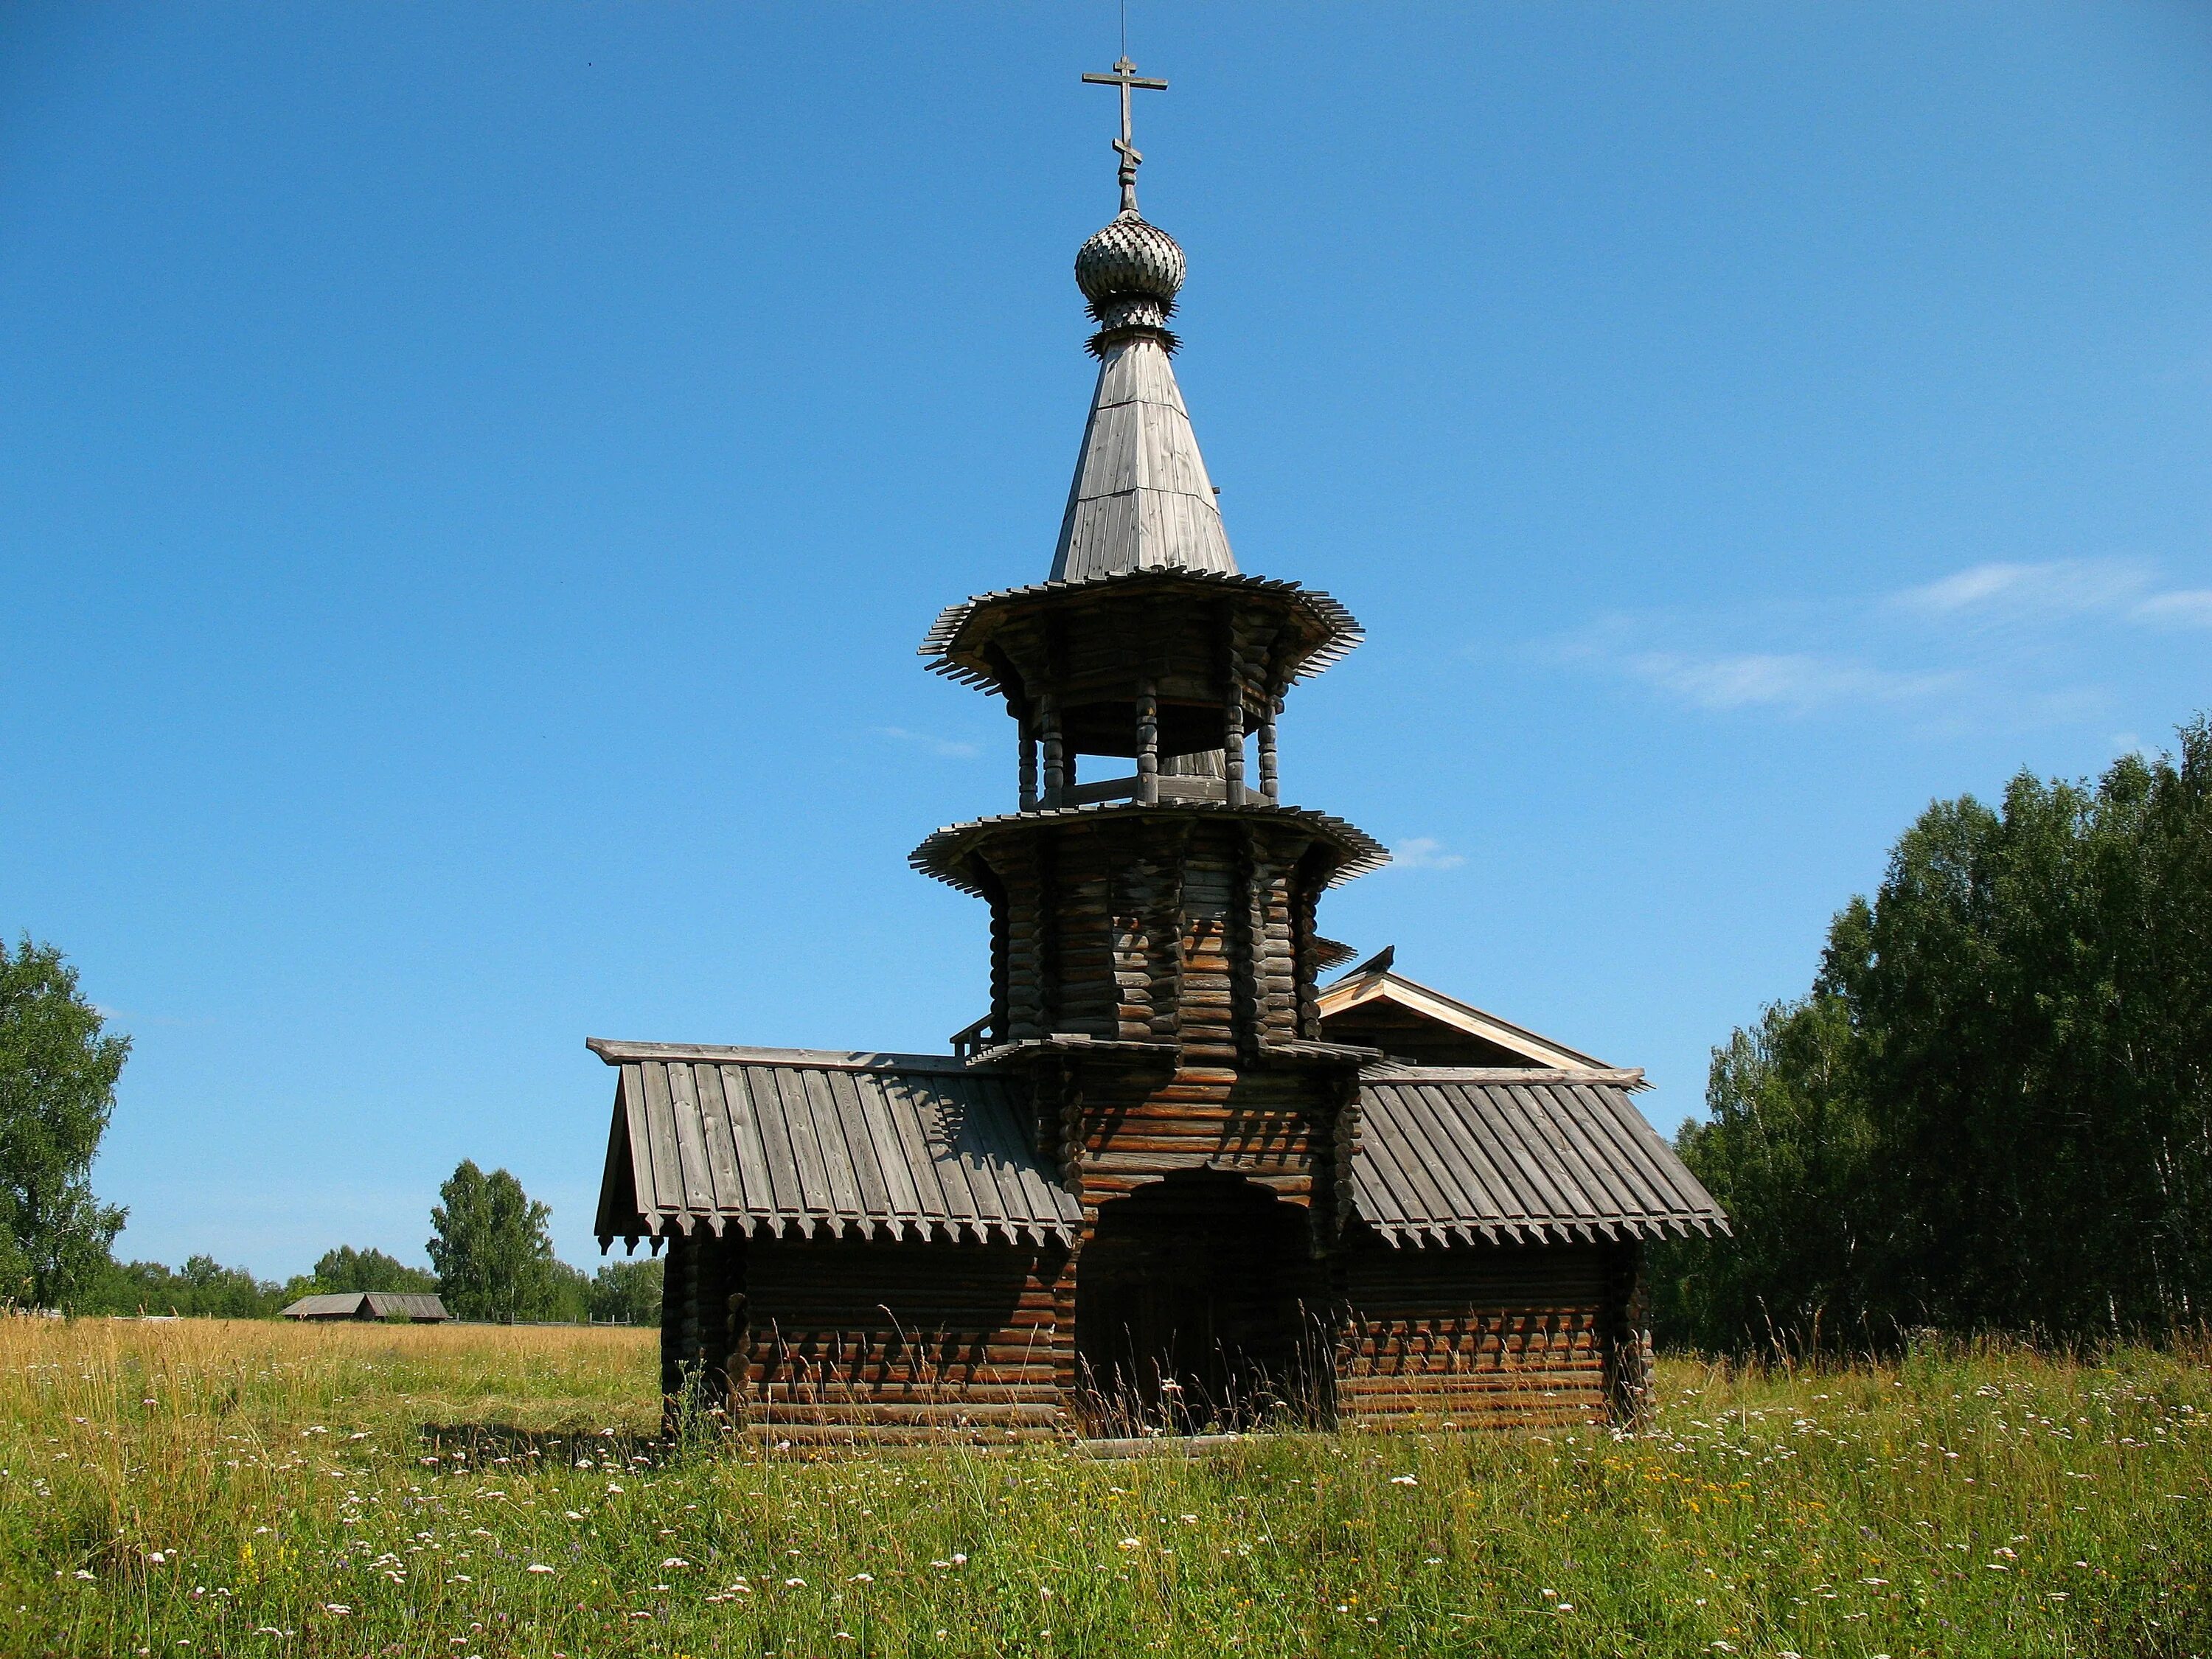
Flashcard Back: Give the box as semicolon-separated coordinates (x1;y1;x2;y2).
1332;1231;1632;1429
740;1234;1072;1444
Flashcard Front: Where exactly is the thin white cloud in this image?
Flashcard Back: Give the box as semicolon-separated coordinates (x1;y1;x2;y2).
1621;650;1962;715
1391;837;1466;872
873;726;980;759
2133;588;2212;627
1890;558;2149;621
1549;552;2204;730
1890;557;2212;630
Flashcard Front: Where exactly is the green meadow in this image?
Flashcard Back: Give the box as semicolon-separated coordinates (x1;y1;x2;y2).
1;1317;2203;1658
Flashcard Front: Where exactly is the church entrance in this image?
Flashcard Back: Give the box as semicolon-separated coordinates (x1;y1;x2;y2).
1074;1172;1328;1434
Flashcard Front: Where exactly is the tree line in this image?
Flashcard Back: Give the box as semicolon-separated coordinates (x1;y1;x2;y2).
1653;718;2212;1352
11;720;2210;1351
0;937;659;1324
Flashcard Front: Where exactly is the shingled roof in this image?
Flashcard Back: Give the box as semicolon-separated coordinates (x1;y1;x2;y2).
1350;1068;1728;1248
590;1042;1085;1249
591;1043;1724;1253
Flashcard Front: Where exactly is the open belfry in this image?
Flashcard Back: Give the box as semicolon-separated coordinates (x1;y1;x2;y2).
592;61;1725;1441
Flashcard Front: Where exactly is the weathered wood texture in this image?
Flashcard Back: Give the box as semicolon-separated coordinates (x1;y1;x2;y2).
733;1235;1074;1442
975;814;1333;1057
595;1055;1082;1250
1065;1062;1342;1223
1331;1231;1637;1429
1076;1172;1330;1432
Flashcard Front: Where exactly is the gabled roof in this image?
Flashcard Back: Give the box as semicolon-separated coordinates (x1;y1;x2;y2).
1318;950;1613;1071
279;1293;368;1319
1052;333;1234;582
278;1291;448;1321
589;1040;1085;1250
1351;1068;1726;1248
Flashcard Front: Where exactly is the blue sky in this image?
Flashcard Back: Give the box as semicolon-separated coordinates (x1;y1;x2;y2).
4;4;2207;1277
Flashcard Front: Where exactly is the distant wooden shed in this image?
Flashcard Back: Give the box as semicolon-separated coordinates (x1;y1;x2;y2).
279;1292;450;1324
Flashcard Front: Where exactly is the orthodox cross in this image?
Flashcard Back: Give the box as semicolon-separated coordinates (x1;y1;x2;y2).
1082;57;1168;214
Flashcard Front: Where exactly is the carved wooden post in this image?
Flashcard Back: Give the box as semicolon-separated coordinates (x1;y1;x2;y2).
1135;678;1159;804
1041;695;1065;808
1019;714;1040;812
1223;650;1247;804
1258;689;1280;804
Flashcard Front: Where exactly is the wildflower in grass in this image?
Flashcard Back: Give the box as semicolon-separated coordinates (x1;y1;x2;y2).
1119;1537;1142;1550
526;1564;553;1574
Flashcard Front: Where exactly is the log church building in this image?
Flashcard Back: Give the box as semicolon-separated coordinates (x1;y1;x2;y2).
592;61;1724;1441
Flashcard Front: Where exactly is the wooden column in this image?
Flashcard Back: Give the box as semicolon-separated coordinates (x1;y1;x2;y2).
1258;691;1280;804
1135;678;1159;805
1018;715;1040;812
1040;695;1065;809
1223;650;1247;804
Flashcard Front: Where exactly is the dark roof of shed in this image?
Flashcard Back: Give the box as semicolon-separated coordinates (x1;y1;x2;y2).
1351;1068;1728;1248
590;1040;1084;1249
280;1293;370;1318
277;1291;449;1321
365;1293;449;1320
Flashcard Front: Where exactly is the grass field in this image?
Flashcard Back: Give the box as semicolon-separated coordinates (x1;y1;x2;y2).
0;1318;2203;1657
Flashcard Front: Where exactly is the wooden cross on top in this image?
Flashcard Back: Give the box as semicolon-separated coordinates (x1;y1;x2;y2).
1082;58;1168;214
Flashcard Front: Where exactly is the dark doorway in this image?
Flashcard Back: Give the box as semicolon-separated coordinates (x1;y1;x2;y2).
1075;1172;1327;1433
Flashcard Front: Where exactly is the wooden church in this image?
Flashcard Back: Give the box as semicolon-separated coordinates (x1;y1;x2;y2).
591;63;1724;1441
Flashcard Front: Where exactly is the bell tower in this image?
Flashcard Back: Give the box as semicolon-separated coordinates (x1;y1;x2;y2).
911;63;1386;1251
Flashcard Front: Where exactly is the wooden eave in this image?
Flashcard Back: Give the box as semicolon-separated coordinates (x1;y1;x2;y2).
1350;1068;1730;1248
1319;967;1615;1072
590;1040;1085;1251
908;799;1390;895
919;568;1362;695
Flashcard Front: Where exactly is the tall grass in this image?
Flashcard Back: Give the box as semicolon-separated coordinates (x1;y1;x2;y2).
0;1316;2203;1656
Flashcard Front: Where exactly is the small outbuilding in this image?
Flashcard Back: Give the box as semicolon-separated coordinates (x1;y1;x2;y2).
278;1292;450;1324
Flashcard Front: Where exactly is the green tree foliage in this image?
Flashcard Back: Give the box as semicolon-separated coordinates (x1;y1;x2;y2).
588;1256;663;1325
0;939;129;1310
87;1256;285;1318
309;1245;437;1295
1656;719;2212;1349
427;1161;582;1321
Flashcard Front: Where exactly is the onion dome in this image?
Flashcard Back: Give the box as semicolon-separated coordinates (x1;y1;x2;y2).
1075;210;1185;342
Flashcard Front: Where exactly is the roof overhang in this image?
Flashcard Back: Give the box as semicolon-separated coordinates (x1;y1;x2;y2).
1319;965;1615;1072
919;567;1361;694
910;799;1389;895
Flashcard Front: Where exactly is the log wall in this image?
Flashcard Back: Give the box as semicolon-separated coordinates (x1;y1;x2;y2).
658;1222;1652;1439
709;1234;1073;1444
1331;1230;1636;1429
987;815;1324;1055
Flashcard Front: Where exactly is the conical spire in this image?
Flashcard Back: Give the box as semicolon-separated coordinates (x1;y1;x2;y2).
1050;213;1236;582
